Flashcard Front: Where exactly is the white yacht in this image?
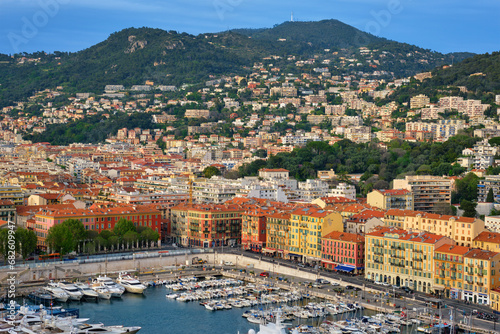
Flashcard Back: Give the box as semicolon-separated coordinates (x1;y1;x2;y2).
116;272;147;294
57;281;84;301
75;282;99;300
91;284;112;300
44;284;70;302
93;276;125;297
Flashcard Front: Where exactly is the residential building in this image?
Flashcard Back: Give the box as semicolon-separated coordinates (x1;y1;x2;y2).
321;231;365;274
288;207;343;264
402;212;484;247
258;168;289;179
345;210;385;234
264;211;291;258
0;200;15;222
241;208;268;252
478;176;500;204
410;94;430;109
328;183;356;200
170;203;243;248
365;226;453;292
367;189;414;210
32;205;162;249
485;216;500;233
0;184;23;206
393;175;453;212
463;249;500;304
434;244;470;300
473;231;500;252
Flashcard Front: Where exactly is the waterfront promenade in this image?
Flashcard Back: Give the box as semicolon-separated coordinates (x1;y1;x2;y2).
3;249;499;333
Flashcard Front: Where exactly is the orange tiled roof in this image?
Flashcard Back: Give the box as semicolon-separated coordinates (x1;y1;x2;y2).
465;248;499;260
322;231;364;243
435;244;470;255
473;231;500;244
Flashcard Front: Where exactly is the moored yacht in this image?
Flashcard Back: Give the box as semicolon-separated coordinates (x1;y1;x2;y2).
44;284;70;302
57;281;84;301
116;272;147;294
75;282;99;300
91;284;112;300
93;275;125;297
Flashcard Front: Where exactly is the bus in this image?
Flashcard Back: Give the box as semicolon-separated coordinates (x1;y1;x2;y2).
39;253;60;261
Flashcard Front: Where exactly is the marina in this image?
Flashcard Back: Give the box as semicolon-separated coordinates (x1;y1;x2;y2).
1;274;462;334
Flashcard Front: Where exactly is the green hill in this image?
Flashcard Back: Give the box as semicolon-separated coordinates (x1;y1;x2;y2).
429;51;500;94
0;20;477;108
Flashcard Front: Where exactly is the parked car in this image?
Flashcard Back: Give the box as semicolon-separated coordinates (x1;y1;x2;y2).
401;287;413;293
316;278;330;284
345;285;355;290
259;272;270;277
331;282;340;286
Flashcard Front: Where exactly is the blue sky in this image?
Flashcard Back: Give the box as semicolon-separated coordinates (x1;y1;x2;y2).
0;0;498;55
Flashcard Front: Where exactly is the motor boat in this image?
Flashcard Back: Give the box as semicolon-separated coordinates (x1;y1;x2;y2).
44;284;70;302
57;281;84;301
91;284;112;300
93;276;125;297
116;272;147;294
66;323;141;334
75;282;99;300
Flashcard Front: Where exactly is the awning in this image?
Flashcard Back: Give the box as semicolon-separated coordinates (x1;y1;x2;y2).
288;253;302;258
335;265;355;272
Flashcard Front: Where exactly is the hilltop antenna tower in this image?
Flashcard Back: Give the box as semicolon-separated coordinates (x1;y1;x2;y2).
291;11;294;22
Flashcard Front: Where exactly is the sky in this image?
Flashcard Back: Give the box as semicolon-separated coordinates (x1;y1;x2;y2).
0;0;498;55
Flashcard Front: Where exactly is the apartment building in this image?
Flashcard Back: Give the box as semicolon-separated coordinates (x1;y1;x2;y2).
463;249;500;305
0;184;24;206
170;203;243;248
365;227;453;292
288;207;343;264
264;211;291;258
328;183;356;200
473;231;500;252
367;189;413;210
401;211;484;247
478;176;500;204
241;208;268;252
434;244;470;300
321;231;365;274
410;94;430;109
32;205;162;249
393;175;453;213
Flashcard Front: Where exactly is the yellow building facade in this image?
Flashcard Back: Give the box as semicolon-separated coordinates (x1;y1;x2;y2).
365;226;453;293
289;207;342;263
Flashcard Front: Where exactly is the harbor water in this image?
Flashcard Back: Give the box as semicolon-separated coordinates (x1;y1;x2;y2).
37;286;424;334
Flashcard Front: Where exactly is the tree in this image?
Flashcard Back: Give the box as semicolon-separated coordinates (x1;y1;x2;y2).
46;224;74;256
486;188;495;203
113;218;136;238
203;166;221;179
16;228;37;261
61;219;86;247
460;200;477;218
0;229;14;261
433;202;455;215
453;173;480;204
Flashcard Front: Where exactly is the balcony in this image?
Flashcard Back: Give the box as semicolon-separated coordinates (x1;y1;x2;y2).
477;281;484;286
477;270;484;277
413;257;423;262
